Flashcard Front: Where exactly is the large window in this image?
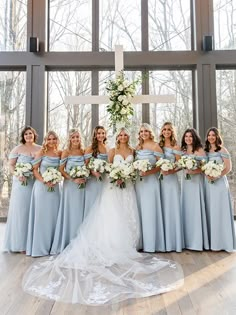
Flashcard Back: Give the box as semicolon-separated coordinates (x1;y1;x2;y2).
48;71;92;147
0;71;26;218
216;69;236;214
149;70;193;141
214;0;236;50
149;0;191;51
99;0;141;51
49;0;92;51
0;0;27;51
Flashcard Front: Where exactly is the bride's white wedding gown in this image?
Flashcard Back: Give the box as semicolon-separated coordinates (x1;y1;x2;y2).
22;155;184;305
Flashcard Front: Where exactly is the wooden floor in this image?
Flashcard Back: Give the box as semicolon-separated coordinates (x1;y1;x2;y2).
1;223;236;315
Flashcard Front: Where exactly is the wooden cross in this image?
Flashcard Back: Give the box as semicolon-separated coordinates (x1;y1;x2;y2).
65;45;175;106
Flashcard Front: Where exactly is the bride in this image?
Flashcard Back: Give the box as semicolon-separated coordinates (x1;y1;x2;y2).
22;127;184;305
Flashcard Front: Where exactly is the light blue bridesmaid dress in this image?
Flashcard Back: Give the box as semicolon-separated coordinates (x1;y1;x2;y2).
50;155;85;254
135;150;165;252
181;154;209;250
205;151;236;251
3;154;34;252
83;153;108;218
26;156;61;257
160;147;183;252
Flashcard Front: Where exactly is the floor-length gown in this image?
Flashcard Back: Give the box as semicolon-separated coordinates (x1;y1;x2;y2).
160;147;183;252
26;156;61;257
205;151;236;251
3;154;34;252
50;155;85;254
22;155;184;305
83;153;108;218
135;150;165;252
181;154;209;250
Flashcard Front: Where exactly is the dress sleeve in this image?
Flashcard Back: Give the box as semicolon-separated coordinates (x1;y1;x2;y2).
60;157;68;166
172;149;183;156
84;153;93;160
221;152;230;159
9;153;18;159
32;157;42;166
153;151;164;158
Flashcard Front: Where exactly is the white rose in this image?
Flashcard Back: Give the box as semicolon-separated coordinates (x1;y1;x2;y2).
120;108;127;115
161;164;170;171
185;160;193;169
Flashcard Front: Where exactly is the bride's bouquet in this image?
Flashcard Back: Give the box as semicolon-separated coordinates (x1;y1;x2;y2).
87;158;110;181
14;162;33;186
177;156;198;180
156;158;176;180
133;159;152;181
201;160;224;183
109;162;136;189
69;165;90;189
42;167;62;192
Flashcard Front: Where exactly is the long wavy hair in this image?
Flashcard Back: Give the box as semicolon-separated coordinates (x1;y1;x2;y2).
20;126;38;144
137;123;155;149
181;128;203;153
159;122;177;148
204;127;223;152
42;130;60;154
115;127;131;150
66;129;84;152
91;126;107;157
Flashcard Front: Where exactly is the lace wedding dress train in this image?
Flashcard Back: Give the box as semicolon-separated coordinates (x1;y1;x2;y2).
22;155;184;305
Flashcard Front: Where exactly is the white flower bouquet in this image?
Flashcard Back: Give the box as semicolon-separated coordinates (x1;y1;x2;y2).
69;165;90;189
109;162;136;189
106;71;140;128
87;158;110;181
42;167;62;192
156;158;175;180
133;159;152;181
177;156;198;180
14;162;33;186
201;160;224;183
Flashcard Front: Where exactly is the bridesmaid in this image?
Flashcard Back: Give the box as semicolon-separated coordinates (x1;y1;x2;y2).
180;128;209;250
135;123;165;252
3;126;41;252
26;131;62;257
84;126;108;218
159;122;183;252
204;127;236;251
51;129;85;254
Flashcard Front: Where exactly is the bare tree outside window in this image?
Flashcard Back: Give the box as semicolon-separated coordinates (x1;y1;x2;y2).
49;0;92;51
149;0;191;51
0;0;27;51
214;0;236;50
149;70;193;141
48;71;92;147
0;71;26;217
99;0;141;51
216;69;236;214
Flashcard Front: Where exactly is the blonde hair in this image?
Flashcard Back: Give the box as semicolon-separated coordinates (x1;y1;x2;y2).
115;127;131;150
66;129;84;152
42;130;60;153
159;122;177;148
138;123;155;149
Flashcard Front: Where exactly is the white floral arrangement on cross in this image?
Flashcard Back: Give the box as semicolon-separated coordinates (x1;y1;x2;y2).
106;71;140;128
